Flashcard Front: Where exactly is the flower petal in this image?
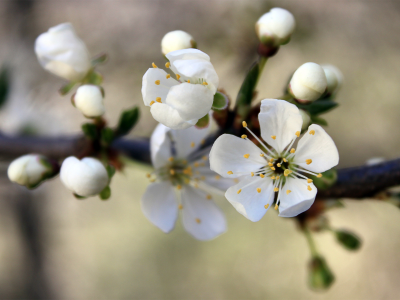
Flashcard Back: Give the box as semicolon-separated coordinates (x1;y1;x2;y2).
293;124;339;173
165;83;214;121
258;99;302;154
197;168;238;192
150;123;172;169
225;176;274;222
141;68;179;106
141;182;178;233
278;177;317;217
180;185;226;241
150;103;195;130
209;134;266;178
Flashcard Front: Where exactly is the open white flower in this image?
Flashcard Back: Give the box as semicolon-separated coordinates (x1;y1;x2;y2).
209;99;339;220
142;123;233;240
74;84;105;117
35;23;91;81
142;49;219;130
60;157;109;197
161;30;196;55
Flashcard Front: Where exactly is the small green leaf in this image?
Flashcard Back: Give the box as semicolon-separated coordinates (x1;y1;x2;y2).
0;67;9;109
85;71;103;85
116;106;140;136
99;186;111;200
310;115;328;126
59;81;76;96
195;114;209;129
308;256;335;291
298;100;338;116
101;127;114;146
212;92;228;110
73;193;87;200
106;165;116;179
335;230;361;251
311;169;337;190
91;53;108;66
81;123;98;140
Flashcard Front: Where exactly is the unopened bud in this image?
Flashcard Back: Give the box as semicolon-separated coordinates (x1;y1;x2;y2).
60;156;109;197
366;157;385;166
161;30;196;56
299;109;311;131
308;256;335;290
8;154;55;188
35;23;91;82
322;64;343;95
289;62;327;103
74;85;105;118
335;230;361;251
256;8;295;47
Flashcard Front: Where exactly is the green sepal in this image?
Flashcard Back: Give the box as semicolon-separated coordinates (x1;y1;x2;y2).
101;127;114;147
310;115;328;126
106;165;116;179
99;186;111;200
73;193;87;200
195;114;210;129
91;53;108;66
59;81;76;96
335;230;361;251
0;67;9;109
212;92;228;110
85;71;103;86
81;123;98;140
116;106;140;136
311;169;337;190
297;100;338;116
308;256;335;291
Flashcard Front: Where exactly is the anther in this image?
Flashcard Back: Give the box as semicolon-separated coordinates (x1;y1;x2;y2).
264;204;269;209
277;163;281;167
176;74;181;80
268;162;273;167
284;169;291;177
271;135;276;140
187;80;191;83
168;157;174;162
251;172;254;177
195;218;201;224
286;190;291;195
274;187;279;192
165;62;170;68
202;156;208;161
306;159;312;165
243;154;250;159
257;188;261;193
149;101;155;106
276;176;280;180
152;62;157;68
241;134;247;139
260;174;265;178
274;204;278;210
156;97;162;103
177;185;182;190
166;74;171;79
290;148;296;154
271;176;275;180
201;139;205;145
227;171;233;175
146;173;151;178
191;142;195;148
307;179;313;183
155;80;160;85
317;173;322;178
307;185;312;191
295;131;300;137
271;167;276;171
237;189;242;194
260;153;265;157
170;169;175;175
283;158;287;162
242;121;247;128
309;130;315;135
215;175;221;180
207;195;212;200
269;158;274;163
202;82;208;85
178;204;183;209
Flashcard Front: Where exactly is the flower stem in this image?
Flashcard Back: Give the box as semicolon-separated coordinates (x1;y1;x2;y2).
304;227;319;257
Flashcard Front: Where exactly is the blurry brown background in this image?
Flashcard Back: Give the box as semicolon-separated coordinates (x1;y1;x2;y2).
1;0;400;299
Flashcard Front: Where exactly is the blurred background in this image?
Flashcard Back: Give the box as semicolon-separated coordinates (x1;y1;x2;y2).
1;0;400;299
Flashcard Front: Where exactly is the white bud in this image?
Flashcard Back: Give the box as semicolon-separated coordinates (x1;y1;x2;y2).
289;62;327;103
74;85;105;117
321;64;343;95
161;30;196;55
35;23;91;81
256;8;295;46
60;157;108;197
366;157;385;166
8;154;53;188
299;109;311;131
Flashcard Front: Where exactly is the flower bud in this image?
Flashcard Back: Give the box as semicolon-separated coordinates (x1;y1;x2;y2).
161;30;196;55
299;109;311;131
8;154;54;188
256;8;295;47
308;256;335;290
366;157;385;166
321;64;343;95
35;23;91;81
289;62;327;103
60;157;109;197
73;85;105;118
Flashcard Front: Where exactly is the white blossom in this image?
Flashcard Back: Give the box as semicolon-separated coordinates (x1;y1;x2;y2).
299;109;311;131
74;85;105;117
256;8;295;46
209;99;339;220
161;30;196;55
289;62;327;103
322;64;343;95
60;157;108;197
35;23;91;81
8;154;53;188
142;49;219;130
142;123;233;240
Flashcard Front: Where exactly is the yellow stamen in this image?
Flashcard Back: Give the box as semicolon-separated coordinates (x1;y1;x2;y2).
283;158;287;162
152;62;157;68
268;162;273;167
166;74;171;79
295;131;300;137
284;169;291;177
274;204;278;210
168;157;174;162
146;173;151;178
237;189;242;194
194;162;199;167
306;159;312;165
215;175;221;180
271;135;276;140
260;174;265;178
242;121;247;128
309;130;315;135
317;173;322;178
176;74;181;80
202;82;208;85
276;176;280;180
260;153;265;157
187;80;191;83
274;187;279;192
286;190;291;195
269;158;274;163
277;163;281;167
251;172;254;177
290;148;295;154
271;167;276;171
264;204;269;209
202;156;208;161
227;171;233;175
191;142;195;148
257;188;261;193
243;154;250;159
206;195;212;200
178;204;183;210
177;185;182;190
165;62;170;68
271;176;275;180
307;185;312;191
195;218;201;224
155;80;160;85
149;100;155;106
170;169;175;175
241;134;247;139
156;97;162;103
307;179;313;183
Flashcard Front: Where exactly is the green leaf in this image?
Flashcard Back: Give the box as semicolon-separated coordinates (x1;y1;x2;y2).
297;100;338;116
310;115;328;126
81;123;98;140
101;127;114;146
235;61;261;116
212;92;228;110
335;230;361;251
91;53;108;66
308;256;335;291
99;186;111;200
311;169;337;190
195;114;210;129
59;81;76;96
116;106;140;136
106;165;116;179
0;67;9;109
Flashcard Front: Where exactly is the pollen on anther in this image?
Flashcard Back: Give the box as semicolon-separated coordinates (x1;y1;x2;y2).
260;153;265;157
227;171;233;175
187;80;191;83
166;74;171;79
242;121;247;128
241;134;247;139
146;173;151;178
257;188;261;193
243;154;250;159
284;169;290;177
307;185;312;191
207;195;212;200
260;174;265;178
276;176;280;180
268;162;273;167
269;158;274;163
155;80;160;85
306;159;312;165
290;148;296;154
286;190;292;195
176;74;181;80
271;176;275;180
191;142;195;148
152;62;157;68
271;135;276;140
317;173;323;178
271;167;276;171
283;158;287;162
309;130;315;135
156;97;162;103
277;163;281;167
178;204;183;210
296;131;300;137
165;62;170;68
274;204;279;210
195;218;201;224
150;101;155;106
177;185;182;190
202;82;208;85
307;179;313;183
274;187;279;192
237;189;242;194
251;172;254;177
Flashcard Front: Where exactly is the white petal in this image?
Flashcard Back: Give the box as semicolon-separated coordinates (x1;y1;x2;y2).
209;134;266;178
165;83;214;121
150;103;195;130
181;185;226;241
293;124;339;173
258;99;302;154
141;182;178;233
166;48;210;63
198;168;238;192
150;123;172;169
225;176;274;222
141;68;179;106
278;177;317;217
